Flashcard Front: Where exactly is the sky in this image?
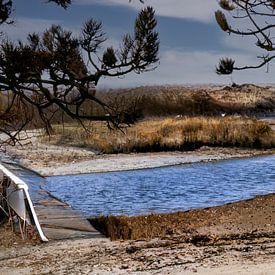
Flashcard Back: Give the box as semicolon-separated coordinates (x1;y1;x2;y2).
2;0;275;88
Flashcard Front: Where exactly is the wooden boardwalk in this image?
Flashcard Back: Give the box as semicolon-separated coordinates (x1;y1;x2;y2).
2;162;103;240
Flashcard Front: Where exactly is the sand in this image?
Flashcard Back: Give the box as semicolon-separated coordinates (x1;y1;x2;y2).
0;138;274;274
1;193;274;275
3;140;273;176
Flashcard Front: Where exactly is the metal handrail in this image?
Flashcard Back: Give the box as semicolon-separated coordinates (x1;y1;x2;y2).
0;163;48;242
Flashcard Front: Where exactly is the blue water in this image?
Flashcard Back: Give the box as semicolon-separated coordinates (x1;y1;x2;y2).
46;155;275;217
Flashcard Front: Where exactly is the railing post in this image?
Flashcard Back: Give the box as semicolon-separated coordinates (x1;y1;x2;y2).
0;163;48;242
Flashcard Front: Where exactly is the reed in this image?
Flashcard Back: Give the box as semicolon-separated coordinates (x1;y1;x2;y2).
47;116;275;153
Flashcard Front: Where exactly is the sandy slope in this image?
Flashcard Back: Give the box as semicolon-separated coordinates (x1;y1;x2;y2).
1;194;274;275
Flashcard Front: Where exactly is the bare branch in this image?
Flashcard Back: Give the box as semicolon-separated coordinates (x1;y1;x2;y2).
216;0;275;75
0;6;159;144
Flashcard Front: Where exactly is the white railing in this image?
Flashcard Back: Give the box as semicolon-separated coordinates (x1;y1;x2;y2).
0;163;48;242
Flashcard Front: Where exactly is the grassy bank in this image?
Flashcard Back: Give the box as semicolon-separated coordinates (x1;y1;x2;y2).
46;116;275;153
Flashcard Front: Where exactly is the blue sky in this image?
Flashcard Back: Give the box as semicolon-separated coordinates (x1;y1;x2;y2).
3;0;275;88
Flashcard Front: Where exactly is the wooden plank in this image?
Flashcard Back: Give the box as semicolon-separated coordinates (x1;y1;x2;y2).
2;162;104;241
41;227;103;240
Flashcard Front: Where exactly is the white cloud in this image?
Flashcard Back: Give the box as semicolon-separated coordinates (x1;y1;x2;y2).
98;48;275;88
3;17;273;89
78;0;219;23
222;35;258;54
1;17;62;41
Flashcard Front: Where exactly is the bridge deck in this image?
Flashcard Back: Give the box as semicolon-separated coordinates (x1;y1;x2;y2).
2;162;103;240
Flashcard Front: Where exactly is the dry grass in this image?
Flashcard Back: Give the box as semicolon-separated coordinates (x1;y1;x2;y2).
89;212;221;241
0;222;40;248
95;84;275;119
45;116;275;153
88;194;275;241
89;213;194;241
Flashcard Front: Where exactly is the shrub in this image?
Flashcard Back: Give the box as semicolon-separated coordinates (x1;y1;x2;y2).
45;116;275;153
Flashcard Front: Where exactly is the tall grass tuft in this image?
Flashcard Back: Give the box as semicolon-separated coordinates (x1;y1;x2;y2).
47;116;275;153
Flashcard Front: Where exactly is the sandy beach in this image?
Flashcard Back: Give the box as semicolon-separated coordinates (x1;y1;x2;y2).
0;137;274;274
1;192;274;275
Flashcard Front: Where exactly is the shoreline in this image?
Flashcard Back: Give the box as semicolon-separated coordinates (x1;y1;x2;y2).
1;143;274;274
46;150;275;177
1;193;274;274
4;144;274;177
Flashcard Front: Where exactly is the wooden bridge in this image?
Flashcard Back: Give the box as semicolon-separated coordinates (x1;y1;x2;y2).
0;161;103;241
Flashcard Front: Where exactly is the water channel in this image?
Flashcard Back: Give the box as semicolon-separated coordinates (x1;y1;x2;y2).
46;155;275;217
